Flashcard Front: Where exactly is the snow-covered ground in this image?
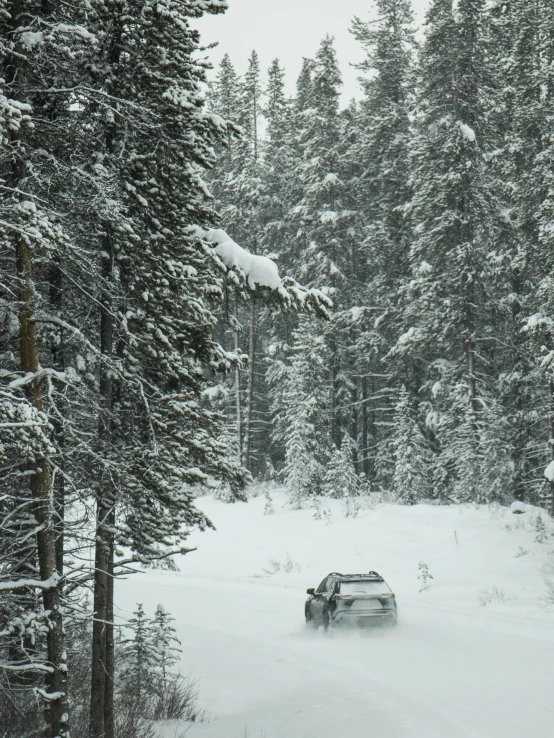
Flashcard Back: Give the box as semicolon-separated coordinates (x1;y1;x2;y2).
117;490;554;738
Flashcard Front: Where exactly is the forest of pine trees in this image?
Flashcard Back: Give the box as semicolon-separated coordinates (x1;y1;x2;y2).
208;0;554;516
1;0;554;736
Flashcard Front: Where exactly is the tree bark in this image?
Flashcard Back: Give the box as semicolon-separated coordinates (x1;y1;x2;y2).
90;238;114;738
90;10;123;730
351;381;359;473
243;299;258;471
7;2;69;733
104;514;115;738
49;258;65;577
234;294;242;463
16;234;70;738
361;377;369;480
548;378;554;517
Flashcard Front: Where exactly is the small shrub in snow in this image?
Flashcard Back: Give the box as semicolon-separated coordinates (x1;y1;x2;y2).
263;488;274;515
343;496;362;518
283;552;300;573
311;497;333;523
535;514;548;543
260;553;301;576
541;579;554;608
452;530;459;545
514;546;529;558
478;587;516;607
418;561;433;591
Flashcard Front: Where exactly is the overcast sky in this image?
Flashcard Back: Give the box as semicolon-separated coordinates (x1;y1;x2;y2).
194;0;431;102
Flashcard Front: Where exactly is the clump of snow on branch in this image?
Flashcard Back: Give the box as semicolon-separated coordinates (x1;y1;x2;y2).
457;121;476;142
193;226;332;318
545;460;554;483
193;226;281;289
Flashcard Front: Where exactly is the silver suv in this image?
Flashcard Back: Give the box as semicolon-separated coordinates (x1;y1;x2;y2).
305;571;397;629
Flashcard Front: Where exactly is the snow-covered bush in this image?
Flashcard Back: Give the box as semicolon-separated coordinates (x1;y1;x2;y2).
418;561;433;591
478;587;516;607
535;514;548;543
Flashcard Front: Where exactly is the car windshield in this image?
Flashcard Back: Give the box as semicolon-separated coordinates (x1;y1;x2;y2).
340;580;391;595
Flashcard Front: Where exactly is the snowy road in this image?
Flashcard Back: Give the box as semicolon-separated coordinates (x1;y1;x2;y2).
118;493;554;738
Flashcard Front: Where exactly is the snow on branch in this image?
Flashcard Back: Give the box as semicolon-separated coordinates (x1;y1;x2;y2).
194;227;281;289
0;663;54;674
0;571;60;592
35;688;65;702
193;226;332;318
7;367;66;390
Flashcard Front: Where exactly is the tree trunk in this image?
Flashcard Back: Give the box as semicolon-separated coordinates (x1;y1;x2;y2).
7;2;69;732
90;239;114;738
351;381;359;473
548;379;554;517
329;342;337;447
104;516;115;738
234;295;242;463
50;258;65;577
90;10;123;726
243;299;258;471
361;377;369;480
90;499;109;738
16;234;70;738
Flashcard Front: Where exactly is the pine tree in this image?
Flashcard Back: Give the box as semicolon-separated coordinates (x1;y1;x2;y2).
118;604;158;703
351;0;415;291
323;434;360;500
273;316;332;506
348;1;417;489
521;0;554;514
389;0;505;504
0;2;106;732
151;605;182;683
83;4;246;736
391;388;431;504
261;59;296;264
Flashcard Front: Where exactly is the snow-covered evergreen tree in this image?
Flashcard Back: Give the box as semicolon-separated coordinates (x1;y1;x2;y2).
324;433;360;499
151;605;182;683
391;388;431;504
389;0;511;504
118;604;158;702
274;317;332;506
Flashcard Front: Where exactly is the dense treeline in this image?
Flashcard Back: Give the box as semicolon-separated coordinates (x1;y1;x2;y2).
208;0;554;515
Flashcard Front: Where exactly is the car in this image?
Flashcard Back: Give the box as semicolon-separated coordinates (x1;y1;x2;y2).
305;571;397;629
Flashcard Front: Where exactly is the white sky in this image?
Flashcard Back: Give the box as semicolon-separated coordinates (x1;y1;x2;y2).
194;0;431;103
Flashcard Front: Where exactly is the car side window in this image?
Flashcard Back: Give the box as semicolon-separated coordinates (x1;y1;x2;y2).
325;577;336;595
316;577;328;594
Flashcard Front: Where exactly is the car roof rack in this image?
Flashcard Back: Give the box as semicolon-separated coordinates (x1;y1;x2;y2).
327;571;384;580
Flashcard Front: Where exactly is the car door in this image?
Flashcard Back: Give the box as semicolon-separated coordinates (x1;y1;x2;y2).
309;576;328;618
323;577;338;612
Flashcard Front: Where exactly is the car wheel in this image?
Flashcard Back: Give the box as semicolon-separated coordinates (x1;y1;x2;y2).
387;612;398;627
